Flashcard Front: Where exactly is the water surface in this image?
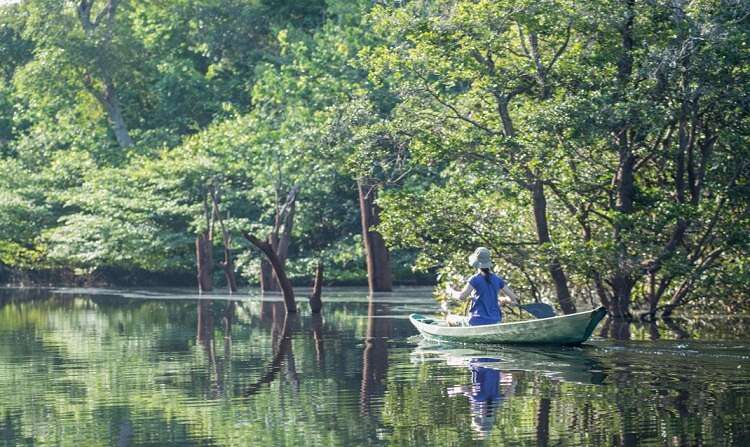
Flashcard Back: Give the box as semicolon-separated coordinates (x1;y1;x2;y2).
0;287;748;446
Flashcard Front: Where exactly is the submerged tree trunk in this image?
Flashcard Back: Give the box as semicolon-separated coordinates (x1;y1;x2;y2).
244;232;296;313
195;231;213;293
260;258;275;292
610;273;634;319
309;261;323;314
358;180;392;292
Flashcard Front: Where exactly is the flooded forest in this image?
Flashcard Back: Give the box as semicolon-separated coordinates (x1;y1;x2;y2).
1;0;749;445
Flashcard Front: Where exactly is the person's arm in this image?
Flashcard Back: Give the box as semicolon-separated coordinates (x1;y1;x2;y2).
498;285;520;306
446;283;474;301
441;283;474;312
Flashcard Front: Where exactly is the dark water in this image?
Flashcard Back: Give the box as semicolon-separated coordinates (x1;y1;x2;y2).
0;288;748;446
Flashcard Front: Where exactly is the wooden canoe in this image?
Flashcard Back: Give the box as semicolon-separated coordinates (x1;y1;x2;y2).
409;306;607;345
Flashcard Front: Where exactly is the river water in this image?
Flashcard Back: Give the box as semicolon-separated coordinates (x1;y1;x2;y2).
0;287;748;446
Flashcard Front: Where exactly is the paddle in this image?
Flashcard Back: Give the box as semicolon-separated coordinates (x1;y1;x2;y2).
517;303;556;319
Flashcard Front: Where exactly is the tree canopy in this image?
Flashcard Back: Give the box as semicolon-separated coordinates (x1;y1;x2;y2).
1;0;747;317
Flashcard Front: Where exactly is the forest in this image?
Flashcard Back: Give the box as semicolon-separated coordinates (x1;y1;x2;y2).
1;0;749;320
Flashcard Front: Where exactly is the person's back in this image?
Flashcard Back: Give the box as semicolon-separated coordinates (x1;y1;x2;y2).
468;272;504;325
443;247;520;326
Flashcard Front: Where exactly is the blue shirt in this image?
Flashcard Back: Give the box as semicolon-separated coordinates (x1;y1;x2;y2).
468;273;505;326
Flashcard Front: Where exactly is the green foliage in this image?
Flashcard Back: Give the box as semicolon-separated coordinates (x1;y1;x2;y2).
357;0;750;313
0;0;746;312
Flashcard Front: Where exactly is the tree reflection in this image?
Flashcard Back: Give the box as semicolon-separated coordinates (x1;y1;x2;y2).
244;312;297;397
536;397;550;447
360;296;392;415
311;313;324;368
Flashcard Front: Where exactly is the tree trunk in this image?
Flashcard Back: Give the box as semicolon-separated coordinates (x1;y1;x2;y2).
610;273;634;319
609;144;636;319
309;261;323;314
220;260;238;294
260;233;278;292
358;179;393;292
244;232;296;313
209;189;238;293
271;198;296;291
195;232;213;293
531;181;576;314
260;258;275;292
607;0;636;319
645;271;658;320
261;186;298;292
100;81;133;149
76;1;133;149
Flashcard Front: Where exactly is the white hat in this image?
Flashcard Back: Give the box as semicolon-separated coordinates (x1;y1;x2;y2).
469;247;493;269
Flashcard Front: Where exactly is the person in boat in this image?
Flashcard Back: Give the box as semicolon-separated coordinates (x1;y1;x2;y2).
443;247;520;326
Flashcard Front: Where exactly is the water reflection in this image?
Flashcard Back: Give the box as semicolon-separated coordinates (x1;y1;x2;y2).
412;342;607;385
0;288;748;446
245;300;296;397
446;358;515;440
360;295;392;415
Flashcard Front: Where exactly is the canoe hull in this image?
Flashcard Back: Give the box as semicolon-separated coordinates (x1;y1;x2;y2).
409;307;607;345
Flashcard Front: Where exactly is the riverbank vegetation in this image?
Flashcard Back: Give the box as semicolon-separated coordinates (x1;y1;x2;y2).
1;0;748;319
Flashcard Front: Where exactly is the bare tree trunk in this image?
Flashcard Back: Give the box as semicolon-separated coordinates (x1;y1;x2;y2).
195;231;213;293
261;186;299;292
209;188;238;293
358;179;392;292
309;261;323;313
244;232;296;313
271;197;296;290
260;258;275;292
